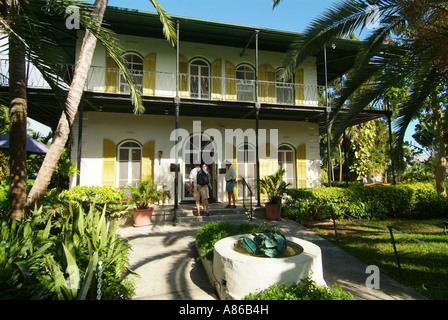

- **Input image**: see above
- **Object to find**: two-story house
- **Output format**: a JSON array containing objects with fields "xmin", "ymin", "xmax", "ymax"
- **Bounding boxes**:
[{"xmin": 9, "ymin": 5, "xmax": 388, "ymax": 205}]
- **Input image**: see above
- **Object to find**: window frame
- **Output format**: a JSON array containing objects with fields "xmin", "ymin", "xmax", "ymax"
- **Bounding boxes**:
[
  {"xmin": 236, "ymin": 64, "xmax": 255, "ymax": 102},
  {"xmin": 119, "ymin": 53, "xmax": 144, "ymax": 94},
  {"xmin": 278, "ymin": 144, "xmax": 296, "ymax": 187},
  {"xmin": 116, "ymin": 140, "xmax": 142, "ymax": 187},
  {"xmin": 189, "ymin": 58, "xmax": 210, "ymax": 99}
]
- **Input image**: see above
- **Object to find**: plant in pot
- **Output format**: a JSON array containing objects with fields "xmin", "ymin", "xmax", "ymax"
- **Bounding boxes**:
[
  {"xmin": 259, "ymin": 168, "xmax": 290, "ymax": 221},
  {"xmin": 126, "ymin": 179, "xmax": 165, "ymax": 227}
]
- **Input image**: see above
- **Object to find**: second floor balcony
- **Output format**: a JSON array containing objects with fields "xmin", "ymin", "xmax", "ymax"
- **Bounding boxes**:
[{"xmin": 0, "ymin": 59, "xmax": 329, "ymax": 108}]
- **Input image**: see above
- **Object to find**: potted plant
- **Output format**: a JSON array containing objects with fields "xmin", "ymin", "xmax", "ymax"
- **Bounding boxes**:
[
  {"xmin": 126, "ymin": 179, "xmax": 165, "ymax": 227},
  {"xmin": 259, "ymin": 168, "xmax": 290, "ymax": 220}
]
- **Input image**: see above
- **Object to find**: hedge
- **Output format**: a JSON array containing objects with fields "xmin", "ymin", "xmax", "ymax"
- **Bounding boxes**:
[{"xmin": 283, "ymin": 182, "xmax": 448, "ymax": 222}]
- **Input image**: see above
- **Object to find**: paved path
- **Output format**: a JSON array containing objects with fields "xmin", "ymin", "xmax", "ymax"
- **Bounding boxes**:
[{"xmin": 118, "ymin": 214, "xmax": 427, "ymax": 300}]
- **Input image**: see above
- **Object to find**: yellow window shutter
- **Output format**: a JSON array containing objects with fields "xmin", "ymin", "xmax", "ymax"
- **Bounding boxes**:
[
  {"xmin": 143, "ymin": 53, "xmax": 156, "ymax": 96},
  {"xmin": 102, "ymin": 139, "xmax": 117, "ymax": 186},
  {"xmin": 211, "ymin": 59, "xmax": 222, "ymax": 100},
  {"xmin": 225, "ymin": 60, "xmax": 236, "ymax": 101},
  {"xmin": 296, "ymin": 144, "xmax": 307, "ymax": 188},
  {"xmin": 259, "ymin": 143, "xmax": 278, "ymax": 179},
  {"xmin": 142, "ymin": 141, "xmax": 155, "ymax": 182},
  {"xmin": 258, "ymin": 64, "xmax": 276, "ymax": 103},
  {"xmin": 178, "ymin": 54, "xmax": 189, "ymax": 98},
  {"xmin": 105, "ymin": 52, "xmax": 118, "ymax": 93},
  {"xmin": 295, "ymin": 68, "xmax": 305, "ymax": 105}
]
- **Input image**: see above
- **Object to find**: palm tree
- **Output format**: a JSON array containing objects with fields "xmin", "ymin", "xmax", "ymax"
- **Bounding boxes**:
[
  {"xmin": 2, "ymin": 0, "xmax": 176, "ymax": 219},
  {"xmin": 273, "ymin": 0, "xmax": 448, "ymax": 194}
]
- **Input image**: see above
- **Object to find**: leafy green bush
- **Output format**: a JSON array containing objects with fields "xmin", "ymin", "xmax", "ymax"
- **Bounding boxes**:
[
  {"xmin": 244, "ymin": 278, "xmax": 353, "ymax": 300},
  {"xmin": 0, "ymin": 204, "xmax": 135, "ymax": 299},
  {"xmin": 284, "ymin": 182, "xmax": 448, "ymax": 222},
  {"xmin": 195, "ymin": 221, "xmax": 276, "ymax": 260},
  {"xmin": 0, "ymin": 177, "xmax": 36, "ymax": 215},
  {"xmin": 57, "ymin": 186, "xmax": 126, "ymax": 218}
]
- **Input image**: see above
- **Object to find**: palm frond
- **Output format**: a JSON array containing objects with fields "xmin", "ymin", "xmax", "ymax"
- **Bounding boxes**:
[
  {"xmin": 392, "ymin": 67, "xmax": 444, "ymax": 168},
  {"xmin": 149, "ymin": 0, "xmax": 177, "ymax": 47},
  {"xmin": 278, "ymin": 0, "xmax": 400, "ymax": 81}
]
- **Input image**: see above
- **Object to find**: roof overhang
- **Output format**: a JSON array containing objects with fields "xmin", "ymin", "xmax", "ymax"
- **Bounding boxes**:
[{"xmin": 8, "ymin": 88, "xmax": 387, "ymax": 135}]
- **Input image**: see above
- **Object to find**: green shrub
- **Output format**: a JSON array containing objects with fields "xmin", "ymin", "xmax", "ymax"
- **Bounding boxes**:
[
  {"xmin": 195, "ymin": 221, "xmax": 276, "ymax": 260},
  {"xmin": 57, "ymin": 186, "xmax": 126, "ymax": 217},
  {"xmin": 284, "ymin": 182, "xmax": 448, "ymax": 222},
  {"xmin": 0, "ymin": 204, "xmax": 135, "ymax": 299},
  {"xmin": 244, "ymin": 278, "xmax": 353, "ymax": 300}
]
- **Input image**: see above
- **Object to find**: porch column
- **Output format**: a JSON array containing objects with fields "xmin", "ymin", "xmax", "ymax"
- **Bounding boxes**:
[
  {"xmin": 174, "ymin": 19, "xmax": 180, "ymax": 214},
  {"xmin": 255, "ymin": 29, "xmax": 261, "ymax": 206}
]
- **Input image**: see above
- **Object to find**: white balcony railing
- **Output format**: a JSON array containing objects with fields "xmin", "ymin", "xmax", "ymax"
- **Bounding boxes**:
[{"xmin": 0, "ymin": 59, "xmax": 328, "ymax": 107}]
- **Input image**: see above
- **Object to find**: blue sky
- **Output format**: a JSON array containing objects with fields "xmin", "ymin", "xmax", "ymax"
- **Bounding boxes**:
[
  {"xmin": 108, "ymin": 0, "xmax": 340, "ymax": 33},
  {"xmin": 31, "ymin": 0, "xmax": 418, "ymax": 145}
]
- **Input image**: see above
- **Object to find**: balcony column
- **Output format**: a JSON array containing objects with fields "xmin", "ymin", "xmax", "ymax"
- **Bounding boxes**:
[
  {"xmin": 324, "ymin": 46, "xmax": 332, "ymax": 186},
  {"xmin": 255, "ymin": 29, "xmax": 261, "ymax": 206},
  {"xmin": 174, "ymin": 19, "xmax": 180, "ymax": 215}
]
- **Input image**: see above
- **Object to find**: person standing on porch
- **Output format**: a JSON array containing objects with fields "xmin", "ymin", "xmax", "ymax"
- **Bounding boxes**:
[
  {"xmin": 224, "ymin": 159, "xmax": 236, "ymax": 208},
  {"xmin": 189, "ymin": 160, "xmax": 210, "ymax": 216}
]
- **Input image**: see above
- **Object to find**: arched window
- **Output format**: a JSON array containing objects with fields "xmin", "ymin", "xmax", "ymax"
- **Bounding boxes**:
[
  {"xmin": 236, "ymin": 65, "xmax": 255, "ymax": 101},
  {"xmin": 190, "ymin": 59, "xmax": 210, "ymax": 99},
  {"xmin": 120, "ymin": 53, "xmax": 143, "ymax": 93},
  {"xmin": 237, "ymin": 144, "xmax": 256, "ymax": 198},
  {"xmin": 117, "ymin": 141, "xmax": 142, "ymax": 187},
  {"xmin": 278, "ymin": 145, "xmax": 295, "ymax": 187},
  {"xmin": 276, "ymin": 69, "xmax": 294, "ymax": 104}
]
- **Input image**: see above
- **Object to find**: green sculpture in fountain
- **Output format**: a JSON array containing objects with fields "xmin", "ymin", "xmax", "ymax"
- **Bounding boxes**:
[{"xmin": 241, "ymin": 232, "xmax": 287, "ymax": 258}]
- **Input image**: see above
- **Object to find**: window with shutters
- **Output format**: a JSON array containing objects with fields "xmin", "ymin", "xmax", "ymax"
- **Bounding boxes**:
[
  {"xmin": 190, "ymin": 59, "xmax": 210, "ymax": 99},
  {"xmin": 276, "ymin": 70, "xmax": 294, "ymax": 105},
  {"xmin": 278, "ymin": 145, "xmax": 295, "ymax": 187},
  {"xmin": 236, "ymin": 65, "xmax": 255, "ymax": 101},
  {"xmin": 117, "ymin": 141, "xmax": 142, "ymax": 187},
  {"xmin": 119, "ymin": 53, "xmax": 144, "ymax": 94}
]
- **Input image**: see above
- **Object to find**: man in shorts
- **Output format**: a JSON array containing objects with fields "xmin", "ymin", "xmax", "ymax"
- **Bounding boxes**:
[
  {"xmin": 224, "ymin": 159, "xmax": 236, "ymax": 208},
  {"xmin": 189, "ymin": 160, "xmax": 210, "ymax": 216}
]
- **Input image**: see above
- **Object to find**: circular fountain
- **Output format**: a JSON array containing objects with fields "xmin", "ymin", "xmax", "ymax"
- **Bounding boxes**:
[{"xmin": 213, "ymin": 234, "xmax": 326, "ymax": 300}]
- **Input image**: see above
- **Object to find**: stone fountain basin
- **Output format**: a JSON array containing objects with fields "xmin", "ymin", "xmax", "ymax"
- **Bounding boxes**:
[{"xmin": 213, "ymin": 235, "xmax": 326, "ymax": 300}]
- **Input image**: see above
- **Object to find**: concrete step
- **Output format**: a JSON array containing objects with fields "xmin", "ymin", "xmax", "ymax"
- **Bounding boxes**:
[
  {"xmin": 175, "ymin": 206, "xmax": 246, "ymax": 216},
  {"xmin": 174, "ymin": 207, "xmax": 250, "ymax": 223}
]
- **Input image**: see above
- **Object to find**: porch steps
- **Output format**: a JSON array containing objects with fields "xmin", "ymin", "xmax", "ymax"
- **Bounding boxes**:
[{"xmin": 174, "ymin": 206, "xmax": 248, "ymax": 224}]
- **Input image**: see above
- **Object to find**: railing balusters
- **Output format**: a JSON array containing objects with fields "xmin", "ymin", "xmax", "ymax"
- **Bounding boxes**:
[{"xmin": 0, "ymin": 59, "xmax": 332, "ymax": 108}]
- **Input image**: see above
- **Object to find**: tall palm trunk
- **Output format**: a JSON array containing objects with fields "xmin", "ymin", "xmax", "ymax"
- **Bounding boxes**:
[
  {"xmin": 8, "ymin": 34, "xmax": 27, "ymax": 220},
  {"xmin": 26, "ymin": 0, "xmax": 108, "ymax": 207}
]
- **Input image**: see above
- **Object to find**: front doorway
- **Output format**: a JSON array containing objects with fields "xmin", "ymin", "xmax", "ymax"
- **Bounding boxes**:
[{"xmin": 182, "ymin": 134, "xmax": 217, "ymax": 202}]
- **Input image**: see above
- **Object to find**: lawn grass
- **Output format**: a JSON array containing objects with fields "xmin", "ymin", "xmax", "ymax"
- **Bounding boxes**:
[{"xmin": 305, "ymin": 218, "xmax": 448, "ymax": 300}]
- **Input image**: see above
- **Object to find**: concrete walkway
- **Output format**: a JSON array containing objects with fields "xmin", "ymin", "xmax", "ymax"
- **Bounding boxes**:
[{"xmin": 118, "ymin": 204, "xmax": 427, "ymax": 300}]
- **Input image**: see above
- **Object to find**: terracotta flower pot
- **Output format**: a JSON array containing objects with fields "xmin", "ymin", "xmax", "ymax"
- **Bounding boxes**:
[
  {"xmin": 133, "ymin": 207, "xmax": 154, "ymax": 227},
  {"xmin": 264, "ymin": 202, "xmax": 281, "ymax": 221}
]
